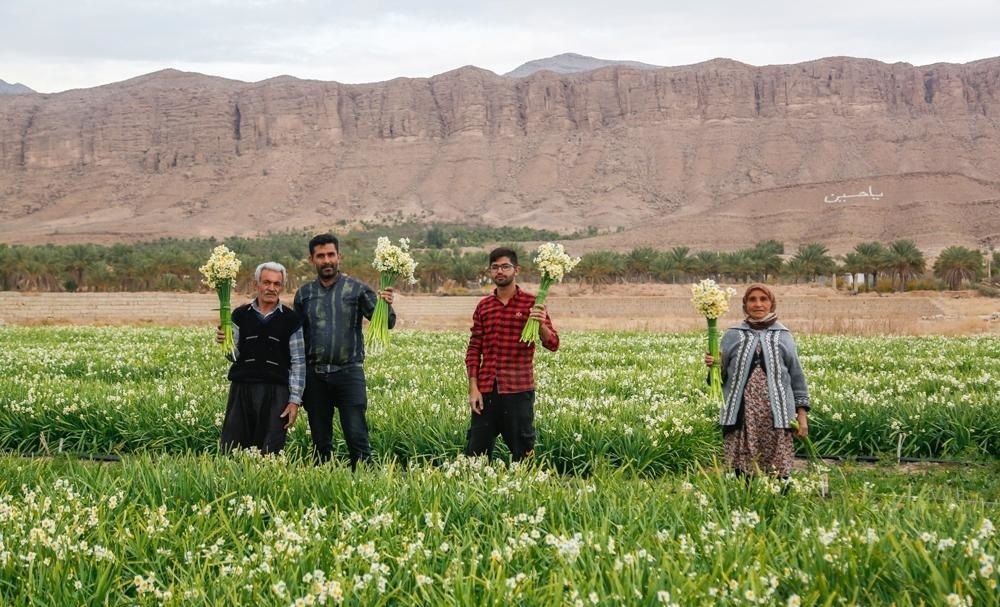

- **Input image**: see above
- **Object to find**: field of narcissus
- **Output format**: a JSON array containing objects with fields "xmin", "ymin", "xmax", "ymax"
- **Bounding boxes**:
[
  {"xmin": 1, "ymin": 327, "xmax": 998, "ymax": 464},
  {"xmin": 0, "ymin": 326, "xmax": 998, "ymax": 605},
  {"xmin": 1, "ymin": 455, "xmax": 997, "ymax": 606}
]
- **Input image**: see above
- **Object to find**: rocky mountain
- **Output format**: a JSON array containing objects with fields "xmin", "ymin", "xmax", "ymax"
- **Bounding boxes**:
[
  {"xmin": 504, "ymin": 52, "xmax": 662, "ymax": 78},
  {"xmin": 1, "ymin": 56, "xmax": 999, "ymax": 255},
  {"xmin": 0, "ymin": 79, "xmax": 34, "ymax": 95}
]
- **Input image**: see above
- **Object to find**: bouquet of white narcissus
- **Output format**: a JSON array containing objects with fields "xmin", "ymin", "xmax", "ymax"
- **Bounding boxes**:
[
  {"xmin": 690, "ymin": 279, "xmax": 736, "ymax": 402},
  {"xmin": 199, "ymin": 245, "xmax": 242, "ymax": 358},
  {"xmin": 520, "ymin": 242, "xmax": 580, "ymax": 343},
  {"xmin": 365, "ymin": 237, "xmax": 417, "ymax": 354}
]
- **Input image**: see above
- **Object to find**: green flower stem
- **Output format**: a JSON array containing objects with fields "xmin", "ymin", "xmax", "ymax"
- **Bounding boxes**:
[
  {"xmin": 790, "ymin": 419, "xmax": 822, "ymax": 462},
  {"xmin": 706, "ymin": 317, "xmax": 723, "ymax": 402},
  {"xmin": 365, "ymin": 271, "xmax": 397, "ymax": 355},
  {"xmin": 217, "ymin": 282, "xmax": 235, "ymax": 359},
  {"xmin": 520, "ymin": 276, "xmax": 553, "ymax": 343}
]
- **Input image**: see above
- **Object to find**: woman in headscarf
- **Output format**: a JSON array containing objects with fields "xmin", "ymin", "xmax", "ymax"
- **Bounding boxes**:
[{"xmin": 704, "ymin": 284, "xmax": 810, "ymax": 477}]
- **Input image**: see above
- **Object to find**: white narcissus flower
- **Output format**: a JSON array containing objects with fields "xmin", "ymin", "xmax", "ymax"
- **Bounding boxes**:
[
  {"xmin": 534, "ymin": 242, "xmax": 580, "ymax": 282},
  {"xmin": 520, "ymin": 242, "xmax": 579, "ymax": 342},
  {"xmin": 945, "ymin": 593, "xmax": 971, "ymax": 607},
  {"xmin": 371, "ymin": 237, "xmax": 418, "ymax": 284},
  {"xmin": 367, "ymin": 236, "xmax": 418, "ymax": 352},
  {"xmin": 198, "ymin": 244, "xmax": 241, "ymax": 289},
  {"xmin": 690, "ymin": 279, "xmax": 737, "ymax": 319}
]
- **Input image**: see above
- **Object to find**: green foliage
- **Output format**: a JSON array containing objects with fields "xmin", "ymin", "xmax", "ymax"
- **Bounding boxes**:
[
  {"xmin": 933, "ymin": 246, "xmax": 985, "ymax": 290},
  {"xmin": 1, "ymin": 328, "xmax": 999, "ymax": 604},
  {"xmin": 0, "ymin": 232, "xmax": 990, "ymax": 294},
  {"xmin": 842, "ymin": 241, "xmax": 891, "ymax": 290},
  {"xmin": 0, "ymin": 224, "xmax": 583, "ymax": 294},
  {"xmin": 887, "ymin": 239, "xmax": 927, "ymax": 292},
  {"xmin": 1, "ymin": 328, "xmax": 998, "ymax": 465},
  {"xmin": 0, "ymin": 454, "xmax": 997, "ymax": 606},
  {"xmin": 624, "ymin": 247, "xmax": 658, "ymax": 281},
  {"xmin": 787, "ymin": 243, "xmax": 836, "ymax": 282},
  {"xmin": 575, "ymin": 251, "xmax": 626, "ymax": 287}
]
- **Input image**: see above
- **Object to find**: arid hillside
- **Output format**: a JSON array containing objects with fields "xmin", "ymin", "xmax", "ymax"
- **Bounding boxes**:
[{"xmin": 1, "ymin": 56, "xmax": 999, "ymax": 254}]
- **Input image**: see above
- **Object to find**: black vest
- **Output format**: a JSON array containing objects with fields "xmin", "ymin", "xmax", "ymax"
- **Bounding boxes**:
[{"xmin": 228, "ymin": 304, "xmax": 302, "ymax": 385}]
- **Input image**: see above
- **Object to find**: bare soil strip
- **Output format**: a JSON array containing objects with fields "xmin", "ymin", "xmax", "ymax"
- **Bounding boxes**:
[{"xmin": 2, "ymin": 285, "xmax": 997, "ymax": 334}]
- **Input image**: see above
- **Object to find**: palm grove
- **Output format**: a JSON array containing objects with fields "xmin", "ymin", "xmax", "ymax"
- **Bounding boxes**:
[{"xmin": 0, "ymin": 226, "xmax": 995, "ymax": 294}]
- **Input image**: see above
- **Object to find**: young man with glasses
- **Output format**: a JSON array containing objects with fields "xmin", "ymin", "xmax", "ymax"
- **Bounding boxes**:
[{"xmin": 464, "ymin": 247, "xmax": 559, "ymax": 461}]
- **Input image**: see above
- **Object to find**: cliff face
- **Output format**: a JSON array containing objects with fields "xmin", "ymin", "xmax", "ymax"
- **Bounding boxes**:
[{"xmin": 1, "ymin": 57, "xmax": 999, "ymax": 252}]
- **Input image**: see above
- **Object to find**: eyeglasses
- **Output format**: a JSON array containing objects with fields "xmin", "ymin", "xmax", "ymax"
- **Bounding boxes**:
[{"xmin": 489, "ymin": 263, "xmax": 516, "ymax": 272}]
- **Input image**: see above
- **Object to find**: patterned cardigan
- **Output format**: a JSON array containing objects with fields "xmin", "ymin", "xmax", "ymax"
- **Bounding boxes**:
[{"xmin": 718, "ymin": 321, "xmax": 810, "ymax": 429}]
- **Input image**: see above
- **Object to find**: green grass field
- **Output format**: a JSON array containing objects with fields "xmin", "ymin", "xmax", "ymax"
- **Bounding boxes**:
[
  {"xmin": 1, "ymin": 454, "xmax": 997, "ymax": 606},
  {"xmin": 1, "ymin": 327, "xmax": 998, "ymax": 605},
  {"xmin": 1, "ymin": 328, "xmax": 997, "ymax": 464}
]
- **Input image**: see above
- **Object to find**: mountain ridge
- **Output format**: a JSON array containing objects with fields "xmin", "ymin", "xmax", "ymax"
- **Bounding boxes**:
[
  {"xmin": 504, "ymin": 52, "xmax": 663, "ymax": 78},
  {"xmin": 0, "ymin": 79, "xmax": 34, "ymax": 95},
  {"xmin": 1, "ymin": 55, "xmax": 999, "ymax": 255}
]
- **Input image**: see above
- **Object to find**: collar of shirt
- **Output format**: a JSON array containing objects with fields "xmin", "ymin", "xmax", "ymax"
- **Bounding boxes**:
[
  {"xmin": 250, "ymin": 299, "xmax": 285, "ymax": 319},
  {"xmin": 491, "ymin": 284, "xmax": 528, "ymax": 303}
]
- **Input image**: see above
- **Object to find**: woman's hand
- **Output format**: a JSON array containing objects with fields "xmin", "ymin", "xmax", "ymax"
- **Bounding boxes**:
[
  {"xmin": 794, "ymin": 409, "xmax": 809, "ymax": 439},
  {"xmin": 703, "ymin": 354, "xmax": 715, "ymax": 367}
]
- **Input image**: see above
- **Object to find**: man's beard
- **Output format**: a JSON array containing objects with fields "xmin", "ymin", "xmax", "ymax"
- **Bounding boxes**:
[{"xmin": 317, "ymin": 264, "xmax": 339, "ymax": 278}]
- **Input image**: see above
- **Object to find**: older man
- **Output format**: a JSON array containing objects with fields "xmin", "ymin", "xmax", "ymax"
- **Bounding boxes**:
[{"xmin": 218, "ymin": 261, "xmax": 305, "ymax": 454}]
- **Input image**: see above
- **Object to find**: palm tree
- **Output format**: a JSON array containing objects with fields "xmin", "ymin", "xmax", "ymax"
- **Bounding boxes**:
[
  {"xmin": 750, "ymin": 240, "xmax": 784, "ymax": 282},
  {"xmin": 451, "ymin": 253, "xmax": 485, "ymax": 286},
  {"xmin": 0, "ymin": 244, "xmax": 8, "ymax": 289},
  {"xmin": 720, "ymin": 250, "xmax": 759, "ymax": 282},
  {"xmin": 887, "ymin": 240, "xmax": 926, "ymax": 292},
  {"xmin": 841, "ymin": 251, "xmax": 865, "ymax": 290},
  {"xmin": 85, "ymin": 260, "xmax": 116, "ymax": 292},
  {"xmin": 415, "ymin": 249, "xmax": 454, "ymax": 292},
  {"xmin": 850, "ymin": 241, "xmax": 890, "ymax": 289},
  {"xmin": 650, "ymin": 254, "xmax": 675, "ymax": 283},
  {"xmin": 782, "ymin": 257, "xmax": 809, "ymax": 283},
  {"xmin": 625, "ymin": 247, "xmax": 658, "ymax": 282},
  {"xmin": 933, "ymin": 246, "xmax": 984, "ymax": 290},
  {"xmin": 789, "ymin": 243, "xmax": 836, "ymax": 283},
  {"xmin": 576, "ymin": 251, "xmax": 625, "ymax": 289},
  {"xmin": 663, "ymin": 246, "xmax": 692, "ymax": 283},
  {"xmin": 424, "ymin": 225, "xmax": 447, "ymax": 249},
  {"xmin": 718, "ymin": 252, "xmax": 742, "ymax": 282},
  {"xmin": 689, "ymin": 250, "xmax": 721, "ymax": 280},
  {"xmin": 285, "ymin": 258, "xmax": 314, "ymax": 292}
]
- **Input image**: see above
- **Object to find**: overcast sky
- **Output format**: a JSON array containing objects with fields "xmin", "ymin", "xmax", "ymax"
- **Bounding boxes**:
[{"xmin": 2, "ymin": 0, "xmax": 998, "ymax": 93}]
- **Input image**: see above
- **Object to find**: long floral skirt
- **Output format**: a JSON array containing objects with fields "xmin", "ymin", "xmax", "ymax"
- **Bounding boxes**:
[{"xmin": 724, "ymin": 366, "xmax": 794, "ymax": 476}]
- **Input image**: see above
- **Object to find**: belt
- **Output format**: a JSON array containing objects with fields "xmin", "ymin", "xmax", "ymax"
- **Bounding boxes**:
[{"xmin": 311, "ymin": 362, "xmax": 363, "ymax": 374}]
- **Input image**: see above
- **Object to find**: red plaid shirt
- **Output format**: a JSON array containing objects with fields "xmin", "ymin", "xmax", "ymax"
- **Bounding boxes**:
[{"xmin": 466, "ymin": 286, "xmax": 559, "ymax": 394}]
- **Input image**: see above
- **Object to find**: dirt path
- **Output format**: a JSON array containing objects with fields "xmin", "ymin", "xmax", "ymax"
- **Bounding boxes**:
[{"xmin": 1, "ymin": 285, "xmax": 997, "ymax": 335}]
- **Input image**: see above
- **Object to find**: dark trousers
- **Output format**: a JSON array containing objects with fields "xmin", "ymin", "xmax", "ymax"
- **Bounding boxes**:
[
  {"xmin": 220, "ymin": 382, "xmax": 289, "ymax": 455},
  {"xmin": 303, "ymin": 367, "xmax": 371, "ymax": 468},
  {"xmin": 465, "ymin": 389, "xmax": 536, "ymax": 461}
]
